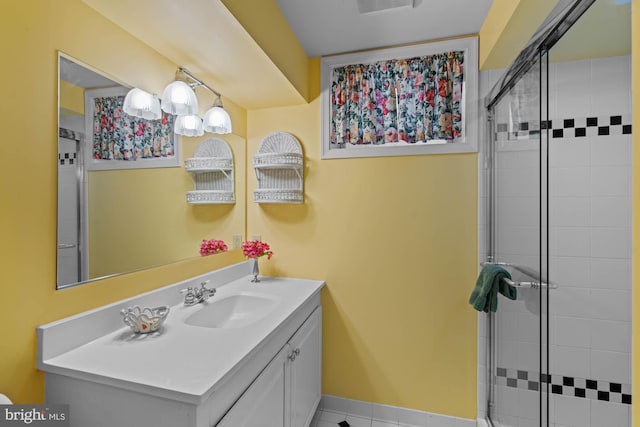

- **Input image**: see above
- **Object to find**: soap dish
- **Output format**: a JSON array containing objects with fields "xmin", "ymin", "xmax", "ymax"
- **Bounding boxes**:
[{"xmin": 120, "ymin": 305, "xmax": 169, "ymax": 334}]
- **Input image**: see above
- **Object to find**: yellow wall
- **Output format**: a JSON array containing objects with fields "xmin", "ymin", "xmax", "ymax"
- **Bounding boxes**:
[
  {"xmin": 220, "ymin": 0, "xmax": 310, "ymax": 102},
  {"xmin": 479, "ymin": 0, "xmax": 557, "ymax": 69},
  {"xmin": 0, "ymin": 0, "xmax": 244, "ymax": 403},
  {"xmin": 59, "ymin": 80, "xmax": 84, "ymax": 116},
  {"xmin": 632, "ymin": 1, "xmax": 639, "ymax": 425},
  {"xmin": 247, "ymin": 86, "xmax": 478, "ymax": 417},
  {"xmin": 87, "ymin": 133, "xmax": 246, "ymax": 279}
]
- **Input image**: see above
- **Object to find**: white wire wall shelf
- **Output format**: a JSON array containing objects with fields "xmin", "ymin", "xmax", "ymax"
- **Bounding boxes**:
[
  {"xmin": 185, "ymin": 138, "xmax": 235, "ymax": 204},
  {"xmin": 253, "ymin": 132, "xmax": 304, "ymax": 204}
]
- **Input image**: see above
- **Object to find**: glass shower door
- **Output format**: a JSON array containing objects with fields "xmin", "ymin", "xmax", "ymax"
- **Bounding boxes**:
[{"xmin": 486, "ymin": 51, "xmax": 549, "ymax": 427}]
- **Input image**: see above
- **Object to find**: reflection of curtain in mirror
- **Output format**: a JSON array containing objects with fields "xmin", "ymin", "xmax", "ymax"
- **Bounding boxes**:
[
  {"xmin": 92, "ymin": 96, "xmax": 175, "ymax": 161},
  {"xmin": 330, "ymin": 51, "xmax": 464, "ymax": 145}
]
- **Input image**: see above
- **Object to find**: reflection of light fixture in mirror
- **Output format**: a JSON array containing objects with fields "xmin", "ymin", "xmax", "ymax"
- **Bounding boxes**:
[
  {"xmin": 164, "ymin": 67, "xmax": 232, "ymax": 134},
  {"xmin": 175, "ymin": 114, "xmax": 204, "ymax": 136},
  {"xmin": 123, "ymin": 88, "xmax": 161, "ymax": 120},
  {"xmin": 203, "ymin": 96, "xmax": 232, "ymax": 134},
  {"xmin": 161, "ymin": 80, "xmax": 199, "ymax": 115}
]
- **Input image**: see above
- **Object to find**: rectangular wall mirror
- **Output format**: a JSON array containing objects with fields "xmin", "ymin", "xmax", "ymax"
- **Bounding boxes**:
[{"xmin": 57, "ymin": 53, "xmax": 246, "ymax": 289}]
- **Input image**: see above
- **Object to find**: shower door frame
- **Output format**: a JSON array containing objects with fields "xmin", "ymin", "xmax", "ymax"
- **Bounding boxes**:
[
  {"xmin": 482, "ymin": 1, "xmax": 597, "ymax": 426},
  {"xmin": 485, "ymin": 51, "xmax": 549, "ymax": 426},
  {"xmin": 57, "ymin": 130, "xmax": 85, "ymax": 287}
]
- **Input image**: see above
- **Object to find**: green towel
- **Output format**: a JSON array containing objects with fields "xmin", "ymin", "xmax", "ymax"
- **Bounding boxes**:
[{"xmin": 469, "ymin": 264, "xmax": 517, "ymax": 312}]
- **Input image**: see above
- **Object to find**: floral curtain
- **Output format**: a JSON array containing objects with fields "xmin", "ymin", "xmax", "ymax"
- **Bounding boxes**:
[
  {"xmin": 330, "ymin": 51, "xmax": 464, "ymax": 145},
  {"xmin": 92, "ymin": 96, "xmax": 175, "ymax": 161}
]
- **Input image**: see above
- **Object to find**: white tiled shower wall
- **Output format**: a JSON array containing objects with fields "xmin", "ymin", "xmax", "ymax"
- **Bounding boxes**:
[{"xmin": 477, "ymin": 55, "xmax": 632, "ymax": 427}]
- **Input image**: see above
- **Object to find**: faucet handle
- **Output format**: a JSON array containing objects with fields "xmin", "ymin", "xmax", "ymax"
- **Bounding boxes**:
[
  {"xmin": 201, "ymin": 281, "xmax": 215, "ymax": 292},
  {"xmin": 180, "ymin": 287, "xmax": 197, "ymax": 305}
]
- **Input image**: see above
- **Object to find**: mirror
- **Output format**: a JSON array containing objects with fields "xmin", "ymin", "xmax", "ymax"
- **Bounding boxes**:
[{"xmin": 57, "ymin": 53, "xmax": 246, "ymax": 289}]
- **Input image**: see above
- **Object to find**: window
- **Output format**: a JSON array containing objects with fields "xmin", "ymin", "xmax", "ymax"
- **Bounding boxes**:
[{"xmin": 321, "ymin": 37, "xmax": 478, "ymax": 159}]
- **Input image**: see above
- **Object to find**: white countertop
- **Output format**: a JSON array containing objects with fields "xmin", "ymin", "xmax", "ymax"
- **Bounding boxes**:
[{"xmin": 38, "ymin": 273, "xmax": 324, "ymax": 404}]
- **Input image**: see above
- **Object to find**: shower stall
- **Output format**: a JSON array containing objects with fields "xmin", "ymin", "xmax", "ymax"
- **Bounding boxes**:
[{"xmin": 479, "ymin": 0, "xmax": 632, "ymax": 426}]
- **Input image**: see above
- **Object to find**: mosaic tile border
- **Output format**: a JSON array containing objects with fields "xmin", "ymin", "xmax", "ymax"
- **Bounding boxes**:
[
  {"xmin": 59, "ymin": 128, "xmax": 83, "ymax": 141},
  {"xmin": 58, "ymin": 152, "xmax": 77, "ymax": 166},
  {"xmin": 496, "ymin": 367, "xmax": 632, "ymax": 405},
  {"xmin": 496, "ymin": 114, "xmax": 632, "ymax": 140}
]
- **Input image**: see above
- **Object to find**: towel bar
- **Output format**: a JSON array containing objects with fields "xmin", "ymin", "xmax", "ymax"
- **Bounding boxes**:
[
  {"xmin": 480, "ymin": 262, "xmax": 559, "ymax": 289},
  {"xmin": 500, "ymin": 277, "xmax": 557, "ymax": 289}
]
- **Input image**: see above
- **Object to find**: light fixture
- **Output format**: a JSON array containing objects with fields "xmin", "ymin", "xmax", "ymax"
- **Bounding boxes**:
[
  {"xmin": 123, "ymin": 88, "xmax": 161, "ymax": 120},
  {"xmin": 161, "ymin": 80, "xmax": 199, "ymax": 115},
  {"xmin": 202, "ymin": 95, "xmax": 232, "ymax": 134},
  {"xmin": 174, "ymin": 114, "xmax": 204, "ymax": 137},
  {"xmin": 163, "ymin": 67, "xmax": 232, "ymax": 135}
]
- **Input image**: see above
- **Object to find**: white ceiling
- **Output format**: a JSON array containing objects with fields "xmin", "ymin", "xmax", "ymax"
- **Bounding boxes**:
[
  {"xmin": 59, "ymin": 56, "xmax": 121, "ymax": 89},
  {"xmin": 275, "ymin": 0, "xmax": 494, "ymax": 57}
]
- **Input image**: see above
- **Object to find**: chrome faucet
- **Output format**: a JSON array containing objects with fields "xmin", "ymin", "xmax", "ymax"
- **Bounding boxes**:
[{"xmin": 180, "ymin": 280, "xmax": 216, "ymax": 306}]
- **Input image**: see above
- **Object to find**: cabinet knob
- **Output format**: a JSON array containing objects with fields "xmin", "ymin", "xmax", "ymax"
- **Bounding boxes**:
[{"xmin": 288, "ymin": 348, "xmax": 301, "ymax": 361}]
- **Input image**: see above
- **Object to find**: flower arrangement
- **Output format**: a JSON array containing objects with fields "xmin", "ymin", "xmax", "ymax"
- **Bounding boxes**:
[
  {"xmin": 199, "ymin": 239, "xmax": 228, "ymax": 256},
  {"xmin": 241, "ymin": 240, "xmax": 273, "ymax": 259}
]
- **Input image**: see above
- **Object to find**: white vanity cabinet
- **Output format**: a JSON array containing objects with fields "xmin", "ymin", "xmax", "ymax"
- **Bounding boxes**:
[
  {"xmin": 37, "ymin": 269, "xmax": 324, "ymax": 427},
  {"xmin": 217, "ymin": 346, "xmax": 289, "ymax": 426},
  {"xmin": 217, "ymin": 307, "xmax": 321, "ymax": 427},
  {"xmin": 289, "ymin": 306, "xmax": 322, "ymax": 427}
]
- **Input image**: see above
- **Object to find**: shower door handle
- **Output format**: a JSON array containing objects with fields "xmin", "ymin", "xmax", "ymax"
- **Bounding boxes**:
[{"xmin": 500, "ymin": 277, "xmax": 557, "ymax": 289}]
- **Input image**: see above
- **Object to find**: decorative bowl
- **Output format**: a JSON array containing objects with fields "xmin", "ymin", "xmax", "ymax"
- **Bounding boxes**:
[{"xmin": 120, "ymin": 305, "xmax": 170, "ymax": 334}]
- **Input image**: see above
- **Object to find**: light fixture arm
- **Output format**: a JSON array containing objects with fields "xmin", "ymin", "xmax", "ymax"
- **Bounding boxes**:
[{"xmin": 178, "ymin": 67, "xmax": 222, "ymax": 99}]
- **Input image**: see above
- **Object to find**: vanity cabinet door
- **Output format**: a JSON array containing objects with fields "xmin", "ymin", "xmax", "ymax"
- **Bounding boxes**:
[
  {"xmin": 216, "ymin": 346, "xmax": 290, "ymax": 427},
  {"xmin": 288, "ymin": 307, "xmax": 321, "ymax": 427}
]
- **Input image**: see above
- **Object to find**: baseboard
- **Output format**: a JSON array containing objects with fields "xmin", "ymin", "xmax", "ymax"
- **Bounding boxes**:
[{"xmin": 319, "ymin": 394, "xmax": 476, "ymax": 426}]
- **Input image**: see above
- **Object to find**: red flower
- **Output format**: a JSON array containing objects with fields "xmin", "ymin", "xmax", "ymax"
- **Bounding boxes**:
[
  {"xmin": 199, "ymin": 239, "xmax": 228, "ymax": 256},
  {"xmin": 241, "ymin": 240, "xmax": 273, "ymax": 259},
  {"xmin": 426, "ymin": 89, "xmax": 435, "ymax": 106}
]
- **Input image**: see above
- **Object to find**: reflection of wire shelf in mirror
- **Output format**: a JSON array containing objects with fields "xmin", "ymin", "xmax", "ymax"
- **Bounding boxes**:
[
  {"xmin": 185, "ymin": 138, "xmax": 235, "ymax": 204},
  {"xmin": 253, "ymin": 132, "xmax": 304, "ymax": 204}
]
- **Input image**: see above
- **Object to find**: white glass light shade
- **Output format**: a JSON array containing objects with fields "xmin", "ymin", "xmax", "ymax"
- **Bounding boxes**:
[
  {"xmin": 123, "ymin": 88, "xmax": 162, "ymax": 120},
  {"xmin": 161, "ymin": 81, "xmax": 199, "ymax": 115},
  {"xmin": 202, "ymin": 106, "xmax": 232, "ymax": 134},
  {"xmin": 174, "ymin": 115, "xmax": 204, "ymax": 137}
]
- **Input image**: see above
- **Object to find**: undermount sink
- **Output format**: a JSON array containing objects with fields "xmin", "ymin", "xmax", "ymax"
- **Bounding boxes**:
[{"xmin": 184, "ymin": 293, "xmax": 279, "ymax": 329}]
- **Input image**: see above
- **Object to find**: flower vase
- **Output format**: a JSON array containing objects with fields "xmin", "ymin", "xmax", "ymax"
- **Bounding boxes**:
[{"xmin": 250, "ymin": 258, "xmax": 260, "ymax": 282}]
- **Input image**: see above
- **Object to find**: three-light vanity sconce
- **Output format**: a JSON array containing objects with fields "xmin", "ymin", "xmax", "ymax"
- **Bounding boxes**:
[{"xmin": 122, "ymin": 67, "xmax": 232, "ymax": 136}]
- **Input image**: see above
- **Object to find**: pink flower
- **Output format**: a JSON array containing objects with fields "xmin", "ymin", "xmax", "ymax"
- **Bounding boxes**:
[
  {"xmin": 452, "ymin": 85, "xmax": 461, "ymax": 103},
  {"xmin": 384, "ymin": 127, "xmax": 397, "ymax": 143},
  {"xmin": 241, "ymin": 240, "xmax": 273, "ymax": 260},
  {"xmin": 200, "ymin": 239, "xmax": 228, "ymax": 256}
]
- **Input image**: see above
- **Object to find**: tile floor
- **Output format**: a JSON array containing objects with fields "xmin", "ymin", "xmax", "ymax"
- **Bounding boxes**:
[{"xmin": 311, "ymin": 409, "xmax": 420, "ymax": 427}]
